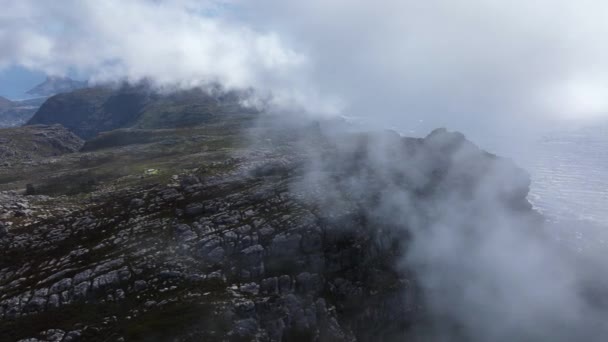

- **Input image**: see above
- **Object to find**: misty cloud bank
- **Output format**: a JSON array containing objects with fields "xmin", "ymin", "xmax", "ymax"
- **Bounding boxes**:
[
  {"xmin": 0, "ymin": 0, "xmax": 341, "ymax": 114},
  {"xmin": 3, "ymin": 0, "xmax": 608, "ymax": 129},
  {"xmin": 285, "ymin": 124, "xmax": 608, "ymax": 341}
]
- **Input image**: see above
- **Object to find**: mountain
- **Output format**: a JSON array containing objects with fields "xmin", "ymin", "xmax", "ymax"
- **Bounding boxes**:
[
  {"xmin": 27, "ymin": 85, "xmax": 256, "ymax": 139},
  {"xmin": 26, "ymin": 76, "xmax": 87, "ymax": 97},
  {"xmin": 0, "ymin": 96, "xmax": 12, "ymax": 110},
  {"xmin": 0, "ymin": 113, "xmax": 544, "ymax": 341},
  {"xmin": 0, "ymin": 76, "xmax": 86, "ymax": 127},
  {"xmin": 0, "ymin": 97, "xmax": 47, "ymax": 128}
]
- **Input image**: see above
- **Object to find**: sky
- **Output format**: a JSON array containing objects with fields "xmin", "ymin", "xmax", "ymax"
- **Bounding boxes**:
[
  {"xmin": 1, "ymin": 0, "xmax": 608, "ymax": 137},
  {"xmin": 0, "ymin": 65, "xmax": 45, "ymax": 99}
]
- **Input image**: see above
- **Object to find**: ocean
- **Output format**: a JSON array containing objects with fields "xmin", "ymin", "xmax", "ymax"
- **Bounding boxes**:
[{"xmin": 484, "ymin": 123, "xmax": 608, "ymax": 253}]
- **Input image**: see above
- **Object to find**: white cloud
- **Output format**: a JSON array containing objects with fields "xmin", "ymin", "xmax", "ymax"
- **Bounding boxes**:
[
  {"xmin": 2, "ymin": 0, "xmax": 608, "ymax": 127},
  {"xmin": 0, "ymin": 0, "xmax": 342, "ymax": 113},
  {"xmin": 234, "ymin": 0, "xmax": 608, "ymax": 130}
]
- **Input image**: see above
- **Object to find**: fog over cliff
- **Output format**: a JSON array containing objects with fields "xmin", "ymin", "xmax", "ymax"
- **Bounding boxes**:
[
  {"xmin": 258, "ymin": 116, "xmax": 608, "ymax": 341},
  {"xmin": 2, "ymin": 0, "xmax": 608, "ymax": 340}
]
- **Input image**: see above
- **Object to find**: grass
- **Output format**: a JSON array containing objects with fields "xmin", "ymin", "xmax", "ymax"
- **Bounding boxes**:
[{"xmin": 0, "ymin": 119, "xmax": 248, "ymax": 196}]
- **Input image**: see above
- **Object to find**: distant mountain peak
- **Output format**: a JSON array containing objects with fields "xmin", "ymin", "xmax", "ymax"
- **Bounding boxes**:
[
  {"xmin": 0, "ymin": 95, "xmax": 13, "ymax": 110},
  {"xmin": 26, "ymin": 76, "xmax": 87, "ymax": 97}
]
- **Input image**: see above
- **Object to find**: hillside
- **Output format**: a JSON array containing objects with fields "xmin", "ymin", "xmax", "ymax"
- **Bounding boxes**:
[
  {"xmin": 0, "ymin": 113, "xmax": 543, "ymax": 341},
  {"xmin": 27, "ymin": 85, "xmax": 256, "ymax": 139},
  {"xmin": 0, "ymin": 124, "xmax": 84, "ymax": 165}
]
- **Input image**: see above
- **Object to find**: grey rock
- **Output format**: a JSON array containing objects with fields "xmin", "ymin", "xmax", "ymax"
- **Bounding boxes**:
[
  {"xmin": 301, "ymin": 231, "xmax": 322, "ymax": 253},
  {"xmin": 180, "ymin": 175, "xmax": 200, "ymax": 187},
  {"xmin": 259, "ymin": 226, "xmax": 275, "ymax": 238},
  {"xmin": 279, "ymin": 275, "xmax": 293, "ymax": 294},
  {"xmin": 240, "ymin": 282, "xmax": 260, "ymax": 296},
  {"xmin": 60, "ymin": 290, "xmax": 71, "ymax": 305},
  {"xmin": 159, "ymin": 188, "xmax": 180, "ymax": 201},
  {"xmin": 115, "ymin": 289, "xmax": 125, "ymax": 300},
  {"xmin": 231, "ymin": 318, "xmax": 258, "ymax": 338},
  {"xmin": 133, "ymin": 280, "xmax": 148, "ymax": 291},
  {"xmin": 73, "ymin": 269, "xmax": 92, "ymax": 284},
  {"xmin": 296, "ymin": 272, "xmax": 320, "ymax": 294},
  {"xmin": 261, "ymin": 277, "xmax": 278, "ymax": 295},
  {"xmin": 117, "ymin": 267, "xmax": 131, "ymax": 281},
  {"xmin": 184, "ymin": 203, "xmax": 204, "ymax": 216},
  {"xmin": 144, "ymin": 300, "xmax": 157, "ymax": 308},
  {"xmin": 41, "ymin": 329, "xmax": 65, "ymax": 342},
  {"xmin": 265, "ymin": 318, "xmax": 286, "ymax": 342},
  {"xmin": 270, "ymin": 233, "xmax": 301, "ymax": 257},
  {"xmin": 92, "ymin": 271, "xmax": 120, "ymax": 291},
  {"xmin": 24, "ymin": 296, "xmax": 46, "ymax": 312},
  {"xmin": 159, "ymin": 270, "xmax": 182, "ymax": 279},
  {"xmin": 92, "ymin": 258, "xmax": 124, "ymax": 276},
  {"xmin": 241, "ymin": 244, "xmax": 264, "ymax": 265},
  {"xmin": 174, "ymin": 224, "xmax": 197, "ymax": 242},
  {"xmin": 130, "ymin": 198, "xmax": 145, "ymax": 208},
  {"xmin": 73, "ymin": 281, "xmax": 90, "ymax": 299},
  {"xmin": 49, "ymin": 278, "xmax": 73, "ymax": 294},
  {"xmin": 197, "ymin": 237, "xmax": 220, "ymax": 258},
  {"xmin": 235, "ymin": 300, "xmax": 256, "ymax": 318},
  {"xmin": 174, "ymin": 224, "xmax": 191, "ymax": 234},
  {"xmin": 206, "ymin": 246, "xmax": 225, "ymax": 264},
  {"xmin": 63, "ymin": 330, "xmax": 82, "ymax": 342},
  {"xmin": 48, "ymin": 294, "xmax": 60, "ymax": 308}
]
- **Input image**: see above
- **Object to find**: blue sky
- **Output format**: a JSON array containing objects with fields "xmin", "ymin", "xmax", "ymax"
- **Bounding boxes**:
[{"xmin": 0, "ymin": 66, "xmax": 46, "ymax": 99}]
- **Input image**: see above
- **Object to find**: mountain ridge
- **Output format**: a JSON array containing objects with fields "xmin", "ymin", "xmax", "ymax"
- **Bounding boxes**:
[
  {"xmin": 26, "ymin": 76, "xmax": 87, "ymax": 97},
  {"xmin": 27, "ymin": 85, "xmax": 256, "ymax": 139},
  {"xmin": 0, "ymin": 96, "xmax": 12, "ymax": 110}
]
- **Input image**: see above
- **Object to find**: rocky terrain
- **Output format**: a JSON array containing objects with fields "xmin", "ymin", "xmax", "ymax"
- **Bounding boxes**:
[
  {"xmin": 0, "ymin": 98, "xmax": 540, "ymax": 342},
  {"xmin": 0, "ymin": 125, "xmax": 83, "ymax": 166}
]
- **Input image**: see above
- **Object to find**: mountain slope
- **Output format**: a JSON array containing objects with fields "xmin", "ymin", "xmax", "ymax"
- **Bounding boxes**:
[
  {"xmin": 0, "ymin": 124, "xmax": 84, "ymax": 164},
  {"xmin": 0, "ymin": 119, "xmax": 543, "ymax": 341},
  {"xmin": 27, "ymin": 85, "xmax": 255, "ymax": 139}
]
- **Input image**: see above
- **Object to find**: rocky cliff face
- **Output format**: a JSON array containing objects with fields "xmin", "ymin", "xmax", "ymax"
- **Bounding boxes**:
[{"xmin": 0, "ymin": 118, "xmax": 537, "ymax": 341}]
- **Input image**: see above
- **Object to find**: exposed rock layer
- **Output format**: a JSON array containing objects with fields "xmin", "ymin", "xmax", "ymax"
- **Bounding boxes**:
[{"xmin": 0, "ymin": 121, "xmax": 537, "ymax": 341}]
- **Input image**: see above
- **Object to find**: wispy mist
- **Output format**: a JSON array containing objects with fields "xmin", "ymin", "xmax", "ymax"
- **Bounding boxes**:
[
  {"xmin": 284, "ymin": 123, "xmax": 608, "ymax": 341},
  {"xmin": 237, "ymin": 0, "xmax": 608, "ymax": 130}
]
